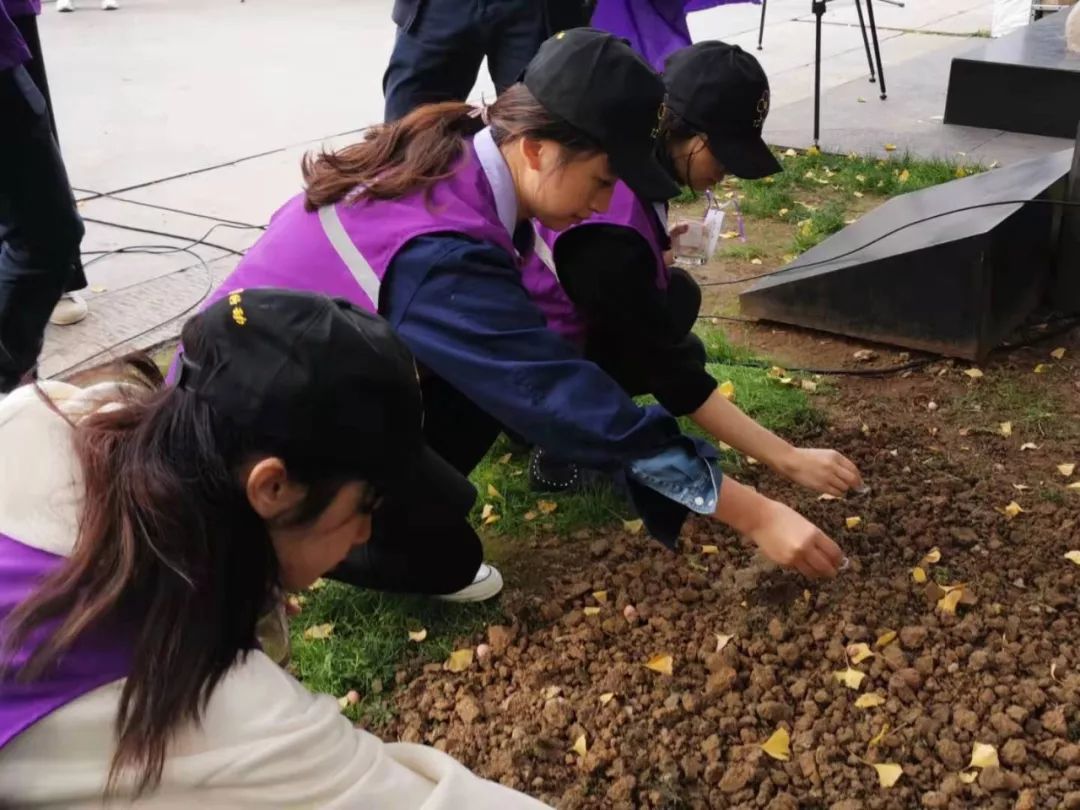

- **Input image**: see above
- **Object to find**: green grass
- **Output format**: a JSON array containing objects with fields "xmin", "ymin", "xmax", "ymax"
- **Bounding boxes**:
[
  {"xmin": 718, "ymin": 243, "xmax": 766, "ymax": 262},
  {"xmin": 957, "ymin": 377, "xmax": 1065, "ymax": 437}
]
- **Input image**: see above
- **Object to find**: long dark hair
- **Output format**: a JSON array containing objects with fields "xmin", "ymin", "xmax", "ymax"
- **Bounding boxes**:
[
  {"xmin": 2, "ymin": 318, "xmax": 362, "ymax": 795},
  {"xmin": 302, "ymin": 84, "xmax": 604, "ymax": 209}
]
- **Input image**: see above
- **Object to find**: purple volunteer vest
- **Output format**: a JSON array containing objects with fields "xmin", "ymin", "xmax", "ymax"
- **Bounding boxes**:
[
  {"xmin": 525, "ymin": 182, "xmax": 669, "ymax": 345},
  {"xmin": 0, "ymin": 532, "xmax": 130, "ymax": 750},
  {"xmin": 201, "ymin": 128, "xmax": 521, "ymax": 321}
]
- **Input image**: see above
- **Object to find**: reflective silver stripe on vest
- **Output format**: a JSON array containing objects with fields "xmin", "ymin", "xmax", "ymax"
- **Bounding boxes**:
[
  {"xmin": 318, "ymin": 203, "xmax": 381, "ymax": 304},
  {"xmin": 532, "ymin": 228, "xmax": 557, "ymax": 276}
]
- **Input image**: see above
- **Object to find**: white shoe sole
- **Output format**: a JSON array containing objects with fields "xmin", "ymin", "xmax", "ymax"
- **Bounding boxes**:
[
  {"xmin": 50, "ymin": 297, "xmax": 89, "ymax": 326},
  {"xmin": 435, "ymin": 564, "xmax": 504, "ymax": 603}
]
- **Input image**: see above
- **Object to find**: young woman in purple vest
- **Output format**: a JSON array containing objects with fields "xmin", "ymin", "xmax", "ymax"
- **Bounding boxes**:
[
  {"xmin": 0, "ymin": 289, "xmax": 550, "ymax": 807},
  {"xmin": 524, "ymin": 41, "xmax": 865, "ymax": 500},
  {"xmin": 196, "ymin": 28, "xmax": 847, "ymax": 602}
]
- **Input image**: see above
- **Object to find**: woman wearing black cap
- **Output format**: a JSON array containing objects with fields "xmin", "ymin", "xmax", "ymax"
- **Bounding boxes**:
[
  {"xmin": 526, "ymin": 41, "xmax": 864, "ymax": 499},
  {"xmin": 0, "ymin": 290, "xmax": 550, "ymax": 806},
  {"xmin": 194, "ymin": 29, "xmax": 847, "ymax": 602}
]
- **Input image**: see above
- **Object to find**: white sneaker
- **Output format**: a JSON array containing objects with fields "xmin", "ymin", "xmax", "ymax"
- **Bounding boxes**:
[
  {"xmin": 435, "ymin": 563, "xmax": 503, "ymax": 603},
  {"xmin": 56, "ymin": 0, "xmax": 75, "ymax": 11},
  {"xmin": 50, "ymin": 292, "xmax": 89, "ymax": 326},
  {"xmin": 101, "ymin": 0, "xmax": 118, "ymax": 9}
]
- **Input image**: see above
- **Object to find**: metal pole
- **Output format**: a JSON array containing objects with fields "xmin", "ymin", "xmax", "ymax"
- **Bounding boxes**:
[
  {"xmin": 758, "ymin": 0, "xmax": 769, "ymax": 50},
  {"xmin": 812, "ymin": 0, "xmax": 826, "ymax": 145},
  {"xmin": 863, "ymin": 0, "xmax": 888, "ymax": 99},
  {"xmin": 853, "ymin": 0, "xmax": 877, "ymax": 83}
]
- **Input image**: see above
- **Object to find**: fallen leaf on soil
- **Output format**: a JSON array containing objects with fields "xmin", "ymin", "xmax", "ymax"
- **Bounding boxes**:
[
  {"xmin": 846, "ymin": 516, "xmax": 863, "ymax": 529},
  {"xmin": 912, "ymin": 567, "xmax": 927, "ymax": 584},
  {"xmin": 746, "ymin": 457, "xmax": 759, "ymax": 465},
  {"xmin": 834, "ymin": 668, "xmax": 866, "ymax": 689},
  {"xmin": 767, "ymin": 365, "xmax": 787, "ymax": 378},
  {"xmin": 855, "ymin": 693, "xmax": 886, "ymax": 709},
  {"xmin": 921, "ymin": 547, "xmax": 942, "ymax": 565},
  {"xmin": 1020, "ymin": 442, "xmax": 1039, "ymax": 451},
  {"xmin": 875, "ymin": 631, "xmax": 897, "ymax": 648},
  {"xmin": 1002, "ymin": 501, "xmax": 1024, "ymax": 519},
  {"xmin": 524, "ymin": 510, "xmax": 538, "ymax": 521},
  {"xmin": 303, "ymin": 623, "xmax": 334, "ymax": 640},
  {"xmin": 309, "ymin": 578, "xmax": 328, "ymax": 591},
  {"xmin": 970, "ymin": 742, "xmax": 1000, "ymax": 769},
  {"xmin": 801, "ymin": 379, "xmax": 818, "ymax": 392},
  {"xmin": 807, "ymin": 145, "xmax": 821, "ymax": 156},
  {"xmin": 571, "ymin": 734, "xmax": 587, "ymax": 758},
  {"xmin": 537, "ymin": 500, "xmax": 558, "ymax": 514},
  {"xmin": 1064, "ymin": 550, "xmax": 1080, "ymax": 566},
  {"xmin": 622, "ymin": 518, "xmax": 644, "ymax": 535},
  {"xmin": 592, "ymin": 590, "xmax": 608, "ymax": 603},
  {"xmin": 1069, "ymin": 482, "xmax": 1080, "ymax": 491},
  {"xmin": 480, "ymin": 503, "xmax": 495, "ymax": 520},
  {"xmin": 645, "ymin": 654, "xmax": 673, "ymax": 675},
  {"xmin": 483, "ymin": 513, "xmax": 500, "ymax": 526},
  {"xmin": 543, "ymin": 686, "xmax": 561, "ymax": 699},
  {"xmin": 959, "ymin": 770, "xmax": 979, "ymax": 784},
  {"xmin": 718, "ymin": 380, "xmax": 736, "ymax": 400},
  {"xmin": 778, "ymin": 207, "xmax": 789, "ymax": 216},
  {"xmin": 869, "ymin": 723, "xmax": 890, "ymax": 747},
  {"xmin": 408, "ymin": 628, "xmax": 428, "ymax": 643},
  {"xmin": 599, "ymin": 692, "xmax": 615, "ymax": 705},
  {"xmin": 90, "ymin": 285, "xmax": 107, "ymax": 293},
  {"xmin": 761, "ymin": 727, "xmax": 791, "ymax": 761},
  {"xmin": 1050, "ymin": 347, "xmax": 1066, "ymax": 360},
  {"xmin": 999, "ymin": 421, "xmax": 1013, "ymax": 437},
  {"xmin": 819, "ymin": 493, "xmax": 839, "ymax": 501},
  {"xmin": 701, "ymin": 545, "xmax": 719, "ymax": 554},
  {"xmin": 784, "ymin": 148, "xmax": 797, "ymax": 157},
  {"xmin": 1058, "ymin": 463, "xmax": 1076, "ymax": 477},
  {"xmin": 497, "ymin": 453, "xmax": 512, "ymax": 464},
  {"xmin": 963, "ymin": 368, "xmax": 984, "ymax": 379},
  {"xmin": 897, "ymin": 169, "xmax": 910, "ymax": 184},
  {"xmin": 750, "ymin": 258, "xmax": 763, "ymax": 265},
  {"xmin": 937, "ymin": 587, "xmax": 964, "ymax": 615},
  {"xmin": 871, "ymin": 763, "xmax": 903, "ymax": 787},
  {"xmin": 853, "ymin": 190, "xmax": 864, "ymax": 198},
  {"xmin": 720, "ymin": 230, "xmax": 740, "ymax": 240},
  {"xmin": 1051, "ymin": 662, "xmax": 1060, "ymax": 682},
  {"xmin": 847, "ymin": 643, "xmax": 875, "ymax": 664},
  {"xmin": 445, "ymin": 649, "xmax": 474, "ymax": 672},
  {"xmin": 1034, "ymin": 363, "xmax": 1051, "ymax": 373},
  {"xmin": 1013, "ymin": 483, "xmax": 1031, "ymax": 492},
  {"xmin": 583, "ymin": 607, "xmax": 601, "ymax": 616},
  {"xmin": 487, "ymin": 484, "xmax": 503, "ymax": 500},
  {"xmin": 716, "ymin": 633, "xmax": 734, "ymax": 653},
  {"xmin": 853, "ymin": 349, "xmax": 878, "ymax": 362}
]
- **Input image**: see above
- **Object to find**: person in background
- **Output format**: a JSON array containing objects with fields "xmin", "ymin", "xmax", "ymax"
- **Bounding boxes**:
[
  {"xmin": 591, "ymin": 0, "xmax": 738, "ymax": 70},
  {"xmin": 382, "ymin": 0, "xmax": 595, "ymax": 122},
  {"xmin": 523, "ymin": 42, "xmax": 863, "ymax": 499},
  {"xmin": 194, "ymin": 29, "xmax": 848, "ymax": 600},
  {"xmin": 0, "ymin": 0, "xmax": 87, "ymax": 395},
  {"xmin": 57, "ymin": 0, "xmax": 119, "ymax": 13},
  {"xmin": 0, "ymin": 289, "xmax": 551, "ymax": 809}
]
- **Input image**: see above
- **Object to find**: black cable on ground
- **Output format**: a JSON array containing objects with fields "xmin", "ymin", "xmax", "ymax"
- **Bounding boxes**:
[
  {"xmin": 80, "ymin": 217, "xmax": 257, "ymax": 257},
  {"xmin": 73, "ymin": 186, "xmax": 267, "ymax": 231}
]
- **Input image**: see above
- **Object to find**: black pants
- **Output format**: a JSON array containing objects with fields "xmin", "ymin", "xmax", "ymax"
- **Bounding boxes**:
[
  {"xmin": 329, "ymin": 373, "xmax": 501, "ymax": 595},
  {"xmin": 383, "ymin": 0, "xmax": 547, "ymax": 122}
]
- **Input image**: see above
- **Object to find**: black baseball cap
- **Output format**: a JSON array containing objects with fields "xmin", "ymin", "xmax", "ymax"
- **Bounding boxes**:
[
  {"xmin": 664, "ymin": 41, "xmax": 782, "ymax": 180},
  {"xmin": 523, "ymin": 28, "xmax": 681, "ymax": 202},
  {"xmin": 176, "ymin": 288, "xmax": 475, "ymax": 519}
]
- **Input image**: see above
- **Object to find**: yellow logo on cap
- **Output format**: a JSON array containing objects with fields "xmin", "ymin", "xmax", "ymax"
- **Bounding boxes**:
[
  {"xmin": 556, "ymin": 30, "xmax": 566, "ymax": 39},
  {"xmin": 227, "ymin": 290, "xmax": 247, "ymax": 326},
  {"xmin": 651, "ymin": 102, "xmax": 667, "ymax": 140}
]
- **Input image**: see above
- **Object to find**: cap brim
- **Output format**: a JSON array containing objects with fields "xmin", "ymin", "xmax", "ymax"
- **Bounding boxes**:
[
  {"xmin": 390, "ymin": 443, "xmax": 477, "ymax": 519},
  {"xmin": 608, "ymin": 147, "xmax": 682, "ymax": 202},
  {"xmin": 707, "ymin": 133, "xmax": 783, "ymax": 180}
]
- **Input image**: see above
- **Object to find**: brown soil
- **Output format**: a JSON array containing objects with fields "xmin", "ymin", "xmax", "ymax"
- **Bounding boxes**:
[{"xmin": 384, "ymin": 326, "xmax": 1080, "ymax": 810}]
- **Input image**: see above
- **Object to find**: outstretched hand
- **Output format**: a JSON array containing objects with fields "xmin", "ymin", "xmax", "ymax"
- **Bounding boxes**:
[
  {"xmin": 781, "ymin": 447, "xmax": 864, "ymax": 497},
  {"xmin": 748, "ymin": 499, "xmax": 845, "ymax": 579}
]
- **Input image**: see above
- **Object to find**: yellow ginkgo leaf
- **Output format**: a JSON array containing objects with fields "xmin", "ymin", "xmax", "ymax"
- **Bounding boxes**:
[
  {"xmin": 912, "ymin": 567, "xmax": 927, "ymax": 584},
  {"xmin": 445, "ymin": 649, "xmax": 474, "ymax": 673},
  {"xmin": 523, "ymin": 510, "xmax": 538, "ymax": 521},
  {"xmin": 807, "ymin": 145, "xmax": 821, "ymax": 156},
  {"xmin": 834, "ymin": 668, "xmax": 866, "ymax": 690},
  {"xmin": 592, "ymin": 590, "xmax": 608, "ymax": 603},
  {"xmin": 497, "ymin": 452, "xmax": 512, "ymax": 464},
  {"xmin": 599, "ymin": 692, "xmax": 615, "ymax": 705},
  {"xmin": 715, "ymin": 633, "xmax": 734, "ymax": 653},
  {"xmin": 718, "ymin": 380, "xmax": 736, "ymax": 400},
  {"xmin": 819, "ymin": 493, "xmax": 839, "ymax": 501},
  {"xmin": 303, "ymin": 623, "xmax": 334, "ymax": 640},
  {"xmin": 645, "ymin": 654, "xmax": 673, "ymax": 676},
  {"xmin": 1058, "ymin": 463, "xmax": 1076, "ymax": 477},
  {"xmin": 869, "ymin": 723, "xmax": 890, "ymax": 747},
  {"xmin": 571, "ymin": 734, "xmax": 587, "ymax": 758},
  {"xmin": 801, "ymin": 379, "xmax": 818, "ymax": 393},
  {"xmin": 622, "ymin": 518, "xmax": 644, "ymax": 535},
  {"xmin": 855, "ymin": 693, "xmax": 886, "ymax": 709},
  {"xmin": 846, "ymin": 516, "xmax": 863, "ymax": 530},
  {"xmin": 970, "ymin": 742, "xmax": 999, "ymax": 769},
  {"xmin": 1021, "ymin": 442, "xmax": 1040, "ymax": 451},
  {"xmin": 583, "ymin": 606, "xmax": 601, "ymax": 616},
  {"xmin": 543, "ymin": 685, "xmax": 561, "ymax": 699},
  {"xmin": 1064, "ymin": 550, "xmax": 1080, "ymax": 566},
  {"xmin": 784, "ymin": 148, "xmax": 797, "ymax": 157},
  {"xmin": 701, "ymin": 544, "xmax": 719, "ymax": 554},
  {"xmin": 487, "ymin": 484, "xmax": 503, "ymax": 500},
  {"xmin": 999, "ymin": 421, "xmax": 1013, "ymax": 437},
  {"xmin": 963, "ymin": 368, "xmax": 984, "ymax": 379},
  {"xmin": 761, "ymin": 727, "xmax": 791, "ymax": 761},
  {"xmin": 1002, "ymin": 501, "xmax": 1024, "ymax": 519},
  {"xmin": 408, "ymin": 628, "xmax": 428, "ymax": 643},
  {"xmin": 872, "ymin": 763, "xmax": 903, "ymax": 788},
  {"xmin": 483, "ymin": 513, "xmax": 500, "ymax": 526},
  {"xmin": 537, "ymin": 499, "xmax": 558, "ymax": 514},
  {"xmin": 938, "ymin": 587, "xmax": 964, "ymax": 615},
  {"xmin": 958, "ymin": 770, "xmax": 979, "ymax": 784},
  {"xmin": 1051, "ymin": 347, "xmax": 1066, "ymax": 360},
  {"xmin": 847, "ymin": 643, "xmax": 875, "ymax": 664},
  {"xmin": 897, "ymin": 169, "xmax": 910, "ymax": 184},
  {"xmin": 1013, "ymin": 483, "xmax": 1031, "ymax": 492},
  {"xmin": 480, "ymin": 503, "xmax": 495, "ymax": 521},
  {"xmin": 309, "ymin": 578, "xmax": 328, "ymax": 590},
  {"xmin": 750, "ymin": 258, "xmax": 763, "ymax": 266},
  {"xmin": 922, "ymin": 547, "xmax": 942, "ymax": 564},
  {"xmin": 1069, "ymin": 482, "xmax": 1080, "ymax": 491},
  {"xmin": 778, "ymin": 207, "xmax": 790, "ymax": 216},
  {"xmin": 875, "ymin": 631, "xmax": 897, "ymax": 649},
  {"xmin": 1034, "ymin": 363, "xmax": 1052, "ymax": 373},
  {"xmin": 884, "ymin": 143, "xmax": 897, "ymax": 152}
]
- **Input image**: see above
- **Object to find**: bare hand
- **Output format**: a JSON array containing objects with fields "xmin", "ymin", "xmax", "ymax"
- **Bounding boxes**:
[
  {"xmin": 748, "ymin": 500, "xmax": 845, "ymax": 579},
  {"xmin": 664, "ymin": 223, "xmax": 691, "ymax": 266},
  {"xmin": 780, "ymin": 447, "xmax": 864, "ymax": 497}
]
